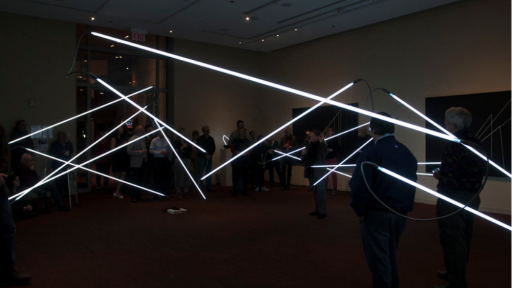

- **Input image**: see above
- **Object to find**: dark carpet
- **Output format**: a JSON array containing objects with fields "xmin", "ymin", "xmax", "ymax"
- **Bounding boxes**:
[{"xmin": 12, "ymin": 185, "xmax": 511, "ymax": 288}]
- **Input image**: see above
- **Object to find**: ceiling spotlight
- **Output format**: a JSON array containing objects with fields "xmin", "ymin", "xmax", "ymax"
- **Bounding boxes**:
[
  {"xmin": 261, "ymin": 39, "xmax": 264, "ymax": 42},
  {"xmin": 126, "ymin": 67, "xmax": 129, "ymax": 70},
  {"xmin": 91, "ymin": 17, "xmax": 95, "ymax": 21},
  {"xmin": 276, "ymin": 34, "xmax": 280, "ymax": 37},
  {"xmin": 110, "ymin": 44, "xmax": 115, "ymax": 48},
  {"xmin": 83, "ymin": 60, "xmax": 88, "ymax": 63},
  {"xmin": 119, "ymin": 56, "xmax": 122, "ymax": 58},
  {"xmin": 238, "ymin": 41, "xmax": 242, "ymax": 45},
  {"xmin": 245, "ymin": 16, "xmax": 250, "ymax": 21},
  {"xmin": 124, "ymin": 35, "xmax": 129, "ymax": 39},
  {"xmin": 100, "ymin": 92, "xmax": 104, "ymax": 95},
  {"xmin": 294, "ymin": 28, "xmax": 298, "ymax": 31},
  {"xmin": 169, "ymin": 30, "xmax": 173, "ymax": 33},
  {"xmin": 115, "ymin": 56, "xmax": 119, "ymax": 59}
]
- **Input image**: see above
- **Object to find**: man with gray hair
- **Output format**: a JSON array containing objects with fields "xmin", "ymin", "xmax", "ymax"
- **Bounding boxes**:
[{"xmin": 433, "ymin": 107, "xmax": 485, "ymax": 288}]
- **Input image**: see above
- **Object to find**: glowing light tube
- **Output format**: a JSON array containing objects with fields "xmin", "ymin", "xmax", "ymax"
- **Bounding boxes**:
[
  {"xmin": 28, "ymin": 149, "xmax": 165, "ymax": 196},
  {"xmin": 95, "ymin": 78, "xmax": 206, "ymax": 154},
  {"xmin": 201, "ymin": 82, "xmax": 354, "ymax": 180},
  {"xmin": 222, "ymin": 135, "xmax": 229, "ymax": 146},
  {"xmin": 11, "ymin": 108, "xmax": 147, "ymax": 201},
  {"xmin": 11, "ymin": 126, "xmax": 163, "ymax": 201},
  {"xmin": 91, "ymin": 32, "xmax": 458, "ymax": 143},
  {"xmin": 418, "ymin": 162, "xmax": 441, "ymax": 165},
  {"xmin": 272, "ymin": 147, "xmax": 306, "ymax": 162},
  {"xmin": 9, "ymin": 86, "xmax": 153, "ymax": 145},
  {"xmin": 311, "ymin": 164, "xmax": 356, "ymax": 168},
  {"xmin": 377, "ymin": 166, "xmax": 511, "ymax": 231},
  {"xmin": 313, "ymin": 138, "xmax": 373, "ymax": 186},
  {"xmin": 389, "ymin": 93, "xmax": 453, "ymax": 136},
  {"xmin": 416, "ymin": 173, "xmax": 433, "ymax": 176},
  {"xmin": 325, "ymin": 122, "xmax": 370, "ymax": 141},
  {"xmin": 388, "ymin": 92, "xmax": 511, "ymax": 178},
  {"xmin": 274, "ymin": 150, "xmax": 301, "ymax": 161},
  {"xmin": 154, "ymin": 121, "xmax": 206, "ymax": 200},
  {"xmin": 327, "ymin": 168, "xmax": 352, "ymax": 178}
]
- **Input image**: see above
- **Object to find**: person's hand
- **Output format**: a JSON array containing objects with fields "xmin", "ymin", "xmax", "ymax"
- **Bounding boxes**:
[
  {"xmin": 301, "ymin": 149, "xmax": 307, "ymax": 155},
  {"xmin": 161, "ymin": 150, "xmax": 168, "ymax": 157},
  {"xmin": 433, "ymin": 171, "xmax": 440, "ymax": 180},
  {"xmin": 141, "ymin": 149, "xmax": 148, "ymax": 155}
]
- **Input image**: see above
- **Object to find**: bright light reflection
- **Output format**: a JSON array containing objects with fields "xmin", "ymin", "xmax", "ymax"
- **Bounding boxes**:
[
  {"xmin": 274, "ymin": 150, "xmax": 301, "ymax": 161},
  {"xmin": 377, "ymin": 166, "xmax": 511, "ymax": 231},
  {"xmin": 325, "ymin": 122, "xmax": 370, "ymax": 140},
  {"xmin": 8, "ymin": 86, "xmax": 153, "ymax": 145},
  {"xmin": 271, "ymin": 147, "xmax": 306, "ymax": 162},
  {"xmin": 28, "ymin": 149, "xmax": 164, "ymax": 196}
]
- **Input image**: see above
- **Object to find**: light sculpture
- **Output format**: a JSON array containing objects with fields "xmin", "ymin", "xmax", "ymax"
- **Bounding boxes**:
[
  {"xmin": 91, "ymin": 32, "xmax": 459, "ymax": 143},
  {"xmin": 312, "ymin": 138, "xmax": 373, "ymax": 186},
  {"xmin": 271, "ymin": 147, "xmax": 306, "ymax": 162},
  {"xmin": 11, "ymin": 108, "xmax": 147, "ymax": 201},
  {"xmin": 8, "ymin": 86, "xmax": 153, "ymax": 145},
  {"xmin": 387, "ymin": 92, "xmax": 511, "ymax": 178},
  {"xmin": 95, "ymin": 78, "xmax": 206, "ymax": 153},
  {"xmin": 28, "ymin": 148, "xmax": 165, "ymax": 196},
  {"xmin": 325, "ymin": 122, "xmax": 370, "ymax": 141},
  {"xmin": 11, "ymin": 125, "xmax": 163, "ymax": 201},
  {"xmin": 222, "ymin": 135, "xmax": 229, "ymax": 146},
  {"xmin": 154, "ymin": 121, "xmax": 206, "ymax": 200},
  {"xmin": 274, "ymin": 150, "xmax": 302, "ymax": 161},
  {"xmin": 376, "ymin": 165, "xmax": 511, "ymax": 231}
]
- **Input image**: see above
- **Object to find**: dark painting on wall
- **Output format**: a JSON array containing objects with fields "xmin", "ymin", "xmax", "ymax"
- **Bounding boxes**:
[
  {"xmin": 292, "ymin": 103, "xmax": 363, "ymax": 164},
  {"xmin": 425, "ymin": 91, "xmax": 511, "ymax": 178}
]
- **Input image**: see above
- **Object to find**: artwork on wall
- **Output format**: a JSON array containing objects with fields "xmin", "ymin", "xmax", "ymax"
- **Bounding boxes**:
[{"xmin": 425, "ymin": 91, "xmax": 511, "ymax": 178}]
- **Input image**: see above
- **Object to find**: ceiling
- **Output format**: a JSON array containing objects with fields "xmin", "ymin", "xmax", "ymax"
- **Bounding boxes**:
[{"xmin": 2, "ymin": 0, "xmax": 461, "ymax": 52}]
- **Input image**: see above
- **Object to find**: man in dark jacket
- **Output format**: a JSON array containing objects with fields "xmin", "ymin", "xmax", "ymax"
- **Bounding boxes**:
[
  {"xmin": 302, "ymin": 130, "xmax": 328, "ymax": 219},
  {"xmin": 349, "ymin": 112, "xmax": 417, "ymax": 288},
  {"xmin": 433, "ymin": 107, "xmax": 484, "ymax": 288},
  {"xmin": 196, "ymin": 126, "xmax": 216, "ymax": 191}
]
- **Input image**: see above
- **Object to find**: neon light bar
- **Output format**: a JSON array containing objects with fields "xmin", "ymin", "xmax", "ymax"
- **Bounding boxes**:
[
  {"xmin": 201, "ymin": 82, "xmax": 354, "ymax": 180},
  {"xmin": 272, "ymin": 147, "xmax": 306, "ymax": 162},
  {"xmin": 389, "ymin": 93, "xmax": 453, "ymax": 136},
  {"xmin": 325, "ymin": 122, "xmax": 370, "ymax": 140},
  {"xmin": 28, "ymin": 149, "xmax": 165, "ymax": 196},
  {"xmin": 11, "ymin": 108, "xmax": 147, "ymax": 201},
  {"xmin": 311, "ymin": 164, "xmax": 356, "ymax": 168},
  {"xmin": 155, "ymin": 121, "xmax": 206, "ymax": 200},
  {"xmin": 8, "ymin": 86, "xmax": 153, "ymax": 145},
  {"xmin": 417, "ymin": 173, "xmax": 434, "ymax": 176},
  {"xmin": 91, "ymin": 32, "xmax": 458, "ymax": 143},
  {"xmin": 11, "ymin": 127, "xmax": 163, "ymax": 201},
  {"xmin": 274, "ymin": 150, "xmax": 301, "ymax": 161},
  {"xmin": 377, "ymin": 166, "xmax": 511, "ymax": 231},
  {"xmin": 327, "ymin": 168, "xmax": 352, "ymax": 178},
  {"xmin": 96, "ymin": 78, "xmax": 206, "ymax": 154},
  {"xmin": 462, "ymin": 143, "xmax": 511, "ymax": 178},
  {"xmin": 313, "ymin": 138, "xmax": 373, "ymax": 186},
  {"xmin": 418, "ymin": 162, "xmax": 441, "ymax": 165},
  {"xmin": 222, "ymin": 135, "xmax": 229, "ymax": 146}
]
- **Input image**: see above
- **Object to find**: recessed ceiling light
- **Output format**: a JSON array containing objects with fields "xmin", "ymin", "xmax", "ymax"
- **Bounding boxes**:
[
  {"xmin": 91, "ymin": 17, "xmax": 95, "ymax": 21},
  {"xmin": 238, "ymin": 41, "xmax": 242, "ymax": 45},
  {"xmin": 261, "ymin": 39, "xmax": 264, "ymax": 42},
  {"xmin": 245, "ymin": 16, "xmax": 250, "ymax": 21},
  {"xmin": 119, "ymin": 56, "xmax": 122, "ymax": 58},
  {"xmin": 294, "ymin": 28, "xmax": 298, "ymax": 31},
  {"xmin": 169, "ymin": 30, "xmax": 173, "ymax": 33},
  {"xmin": 115, "ymin": 56, "xmax": 119, "ymax": 59},
  {"xmin": 276, "ymin": 34, "xmax": 279, "ymax": 37},
  {"xmin": 126, "ymin": 67, "xmax": 129, "ymax": 70},
  {"xmin": 110, "ymin": 44, "xmax": 115, "ymax": 48},
  {"xmin": 124, "ymin": 35, "xmax": 129, "ymax": 39},
  {"xmin": 83, "ymin": 60, "xmax": 88, "ymax": 62},
  {"xmin": 100, "ymin": 92, "xmax": 104, "ymax": 95}
]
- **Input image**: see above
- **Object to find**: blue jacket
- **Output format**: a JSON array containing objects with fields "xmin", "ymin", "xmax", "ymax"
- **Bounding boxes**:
[{"xmin": 349, "ymin": 135, "xmax": 417, "ymax": 217}]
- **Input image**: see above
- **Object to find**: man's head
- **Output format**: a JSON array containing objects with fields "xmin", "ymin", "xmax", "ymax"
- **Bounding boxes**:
[
  {"xmin": 249, "ymin": 131, "xmax": 255, "ymax": 141},
  {"xmin": 305, "ymin": 130, "xmax": 311, "ymax": 142},
  {"xmin": 325, "ymin": 127, "xmax": 333, "ymax": 137},
  {"xmin": 202, "ymin": 126, "xmax": 210, "ymax": 137},
  {"xmin": 369, "ymin": 112, "xmax": 394, "ymax": 139},
  {"xmin": 57, "ymin": 131, "xmax": 67, "ymax": 144},
  {"xmin": 21, "ymin": 153, "xmax": 34, "ymax": 170},
  {"xmin": 445, "ymin": 107, "xmax": 472, "ymax": 134},
  {"xmin": 310, "ymin": 130, "xmax": 321, "ymax": 143},
  {"xmin": 16, "ymin": 120, "xmax": 27, "ymax": 132},
  {"xmin": 284, "ymin": 127, "xmax": 291, "ymax": 136},
  {"xmin": 192, "ymin": 130, "xmax": 199, "ymax": 140},
  {"xmin": 237, "ymin": 120, "xmax": 244, "ymax": 129},
  {"xmin": 134, "ymin": 125, "xmax": 144, "ymax": 136}
]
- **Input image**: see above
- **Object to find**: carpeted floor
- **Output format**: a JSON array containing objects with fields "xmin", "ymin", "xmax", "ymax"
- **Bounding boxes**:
[{"xmin": 11, "ymin": 185, "xmax": 511, "ymax": 288}]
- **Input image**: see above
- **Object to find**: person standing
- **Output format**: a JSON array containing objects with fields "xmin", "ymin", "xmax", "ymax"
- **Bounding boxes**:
[
  {"xmin": 126, "ymin": 125, "xmax": 148, "ymax": 203},
  {"xmin": 266, "ymin": 137, "xmax": 284, "ymax": 188},
  {"xmin": 94, "ymin": 130, "xmax": 111, "ymax": 189},
  {"xmin": 349, "ymin": 112, "xmax": 417, "ymax": 288},
  {"xmin": 324, "ymin": 128, "xmax": 339, "ymax": 195},
  {"xmin": 150, "ymin": 131, "xmax": 172, "ymax": 196},
  {"xmin": 173, "ymin": 128, "xmax": 192, "ymax": 199},
  {"xmin": 196, "ymin": 126, "xmax": 216, "ymax": 192},
  {"xmin": 9, "ymin": 120, "xmax": 35, "ymax": 172},
  {"xmin": 433, "ymin": 107, "xmax": 484, "ymax": 288},
  {"xmin": 280, "ymin": 127, "xmax": 298, "ymax": 190},
  {"xmin": 231, "ymin": 127, "xmax": 252, "ymax": 196},
  {"xmin": 49, "ymin": 131, "xmax": 73, "ymax": 197},
  {"xmin": 110, "ymin": 126, "xmax": 130, "ymax": 199},
  {"xmin": 302, "ymin": 130, "xmax": 327, "ymax": 219}
]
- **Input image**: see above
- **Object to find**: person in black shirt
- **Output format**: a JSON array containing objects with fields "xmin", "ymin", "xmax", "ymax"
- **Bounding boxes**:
[
  {"xmin": 231, "ymin": 127, "xmax": 251, "ymax": 196},
  {"xmin": 173, "ymin": 128, "xmax": 192, "ymax": 199},
  {"xmin": 196, "ymin": 126, "xmax": 216, "ymax": 192}
]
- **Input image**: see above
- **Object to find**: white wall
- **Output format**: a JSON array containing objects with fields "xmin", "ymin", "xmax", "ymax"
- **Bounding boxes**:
[{"xmin": 0, "ymin": 12, "xmax": 76, "ymax": 174}]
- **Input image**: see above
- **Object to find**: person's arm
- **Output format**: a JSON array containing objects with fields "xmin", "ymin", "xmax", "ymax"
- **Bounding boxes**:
[{"xmin": 348, "ymin": 153, "xmax": 373, "ymax": 217}]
